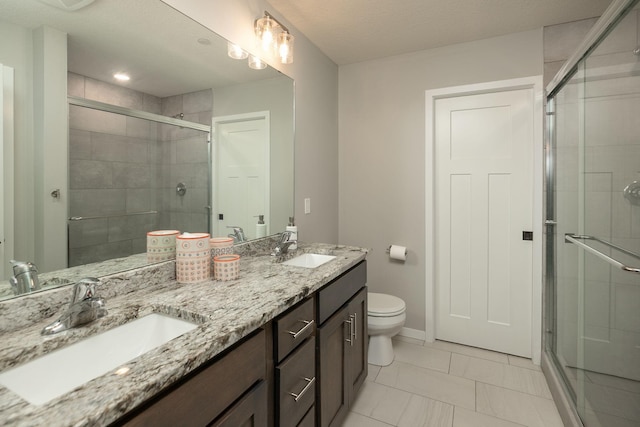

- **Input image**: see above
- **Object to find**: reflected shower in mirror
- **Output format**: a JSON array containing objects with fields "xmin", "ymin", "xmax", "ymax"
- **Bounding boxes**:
[{"xmin": 0, "ymin": 0, "xmax": 294, "ymax": 299}]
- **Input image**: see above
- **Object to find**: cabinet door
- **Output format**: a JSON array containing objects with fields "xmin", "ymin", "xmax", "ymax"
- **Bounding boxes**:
[
  {"xmin": 347, "ymin": 288, "xmax": 367, "ymax": 406},
  {"xmin": 317, "ymin": 306, "xmax": 350, "ymax": 427},
  {"xmin": 210, "ymin": 380, "xmax": 267, "ymax": 427}
]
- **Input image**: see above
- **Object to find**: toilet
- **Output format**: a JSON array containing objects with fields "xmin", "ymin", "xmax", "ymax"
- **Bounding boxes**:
[{"xmin": 367, "ymin": 292, "xmax": 406, "ymax": 366}]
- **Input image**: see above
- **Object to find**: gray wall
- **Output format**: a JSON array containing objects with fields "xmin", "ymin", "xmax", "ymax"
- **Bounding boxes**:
[{"xmin": 338, "ymin": 30, "xmax": 544, "ymax": 331}]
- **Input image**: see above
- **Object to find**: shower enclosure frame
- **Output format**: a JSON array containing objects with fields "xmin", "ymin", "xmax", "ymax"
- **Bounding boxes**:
[{"xmin": 542, "ymin": 0, "xmax": 640, "ymax": 426}]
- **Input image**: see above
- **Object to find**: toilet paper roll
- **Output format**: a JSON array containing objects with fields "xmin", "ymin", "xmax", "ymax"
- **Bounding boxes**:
[{"xmin": 389, "ymin": 245, "xmax": 407, "ymax": 261}]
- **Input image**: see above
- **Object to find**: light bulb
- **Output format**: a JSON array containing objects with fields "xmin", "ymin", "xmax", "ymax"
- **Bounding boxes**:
[
  {"xmin": 248, "ymin": 55, "xmax": 267, "ymax": 70},
  {"xmin": 255, "ymin": 16, "xmax": 276, "ymax": 53},
  {"xmin": 278, "ymin": 32, "xmax": 294, "ymax": 64},
  {"xmin": 227, "ymin": 42, "xmax": 248, "ymax": 60}
]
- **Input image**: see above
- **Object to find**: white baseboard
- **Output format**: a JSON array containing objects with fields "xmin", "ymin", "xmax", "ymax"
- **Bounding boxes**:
[{"xmin": 398, "ymin": 327, "xmax": 426, "ymax": 341}]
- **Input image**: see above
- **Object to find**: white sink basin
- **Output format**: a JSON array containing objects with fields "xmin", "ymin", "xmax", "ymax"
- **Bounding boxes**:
[
  {"xmin": 0, "ymin": 313, "xmax": 198, "ymax": 405},
  {"xmin": 282, "ymin": 253, "xmax": 336, "ymax": 268}
]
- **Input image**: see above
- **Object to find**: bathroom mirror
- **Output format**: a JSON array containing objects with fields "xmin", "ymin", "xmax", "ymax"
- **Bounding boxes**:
[{"xmin": 0, "ymin": 0, "xmax": 294, "ymax": 299}]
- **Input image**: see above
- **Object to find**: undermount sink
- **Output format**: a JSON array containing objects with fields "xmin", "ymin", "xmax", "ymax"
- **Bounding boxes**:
[
  {"xmin": 0, "ymin": 313, "xmax": 198, "ymax": 405},
  {"xmin": 282, "ymin": 253, "xmax": 336, "ymax": 268}
]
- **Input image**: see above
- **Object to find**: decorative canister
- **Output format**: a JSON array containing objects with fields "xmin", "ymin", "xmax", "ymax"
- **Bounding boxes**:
[
  {"xmin": 213, "ymin": 254, "xmax": 240, "ymax": 281},
  {"xmin": 210, "ymin": 237, "xmax": 234, "ymax": 277},
  {"xmin": 176, "ymin": 232, "xmax": 211, "ymax": 283},
  {"xmin": 146, "ymin": 230, "xmax": 180, "ymax": 262}
]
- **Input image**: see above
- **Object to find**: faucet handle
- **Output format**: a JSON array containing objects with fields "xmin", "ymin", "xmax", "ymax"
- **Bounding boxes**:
[
  {"xmin": 71, "ymin": 277, "xmax": 100, "ymax": 304},
  {"xmin": 278, "ymin": 230, "xmax": 293, "ymax": 243}
]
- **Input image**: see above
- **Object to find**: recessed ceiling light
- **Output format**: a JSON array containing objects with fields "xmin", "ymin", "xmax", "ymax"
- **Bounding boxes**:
[
  {"xmin": 114, "ymin": 73, "xmax": 130, "ymax": 82},
  {"xmin": 38, "ymin": 0, "xmax": 95, "ymax": 11}
]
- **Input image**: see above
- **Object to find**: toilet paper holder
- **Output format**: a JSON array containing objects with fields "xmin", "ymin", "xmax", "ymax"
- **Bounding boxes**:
[{"xmin": 386, "ymin": 245, "xmax": 408, "ymax": 257}]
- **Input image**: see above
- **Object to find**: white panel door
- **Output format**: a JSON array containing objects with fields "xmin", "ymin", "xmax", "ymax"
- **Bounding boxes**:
[
  {"xmin": 213, "ymin": 113, "xmax": 269, "ymax": 240},
  {"xmin": 435, "ymin": 88, "xmax": 534, "ymax": 357}
]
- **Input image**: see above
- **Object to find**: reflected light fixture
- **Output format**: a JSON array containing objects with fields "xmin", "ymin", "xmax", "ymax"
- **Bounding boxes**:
[
  {"xmin": 254, "ymin": 11, "xmax": 294, "ymax": 64},
  {"xmin": 248, "ymin": 54, "xmax": 267, "ymax": 70},
  {"xmin": 113, "ymin": 73, "xmax": 130, "ymax": 82},
  {"xmin": 227, "ymin": 42, "xmax": 248, "ymax": 59}
]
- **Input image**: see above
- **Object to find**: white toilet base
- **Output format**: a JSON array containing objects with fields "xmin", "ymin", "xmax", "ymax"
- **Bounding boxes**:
[{"xmin": 368, "ymin": 335, "xmax": 395, "ymax": 366}]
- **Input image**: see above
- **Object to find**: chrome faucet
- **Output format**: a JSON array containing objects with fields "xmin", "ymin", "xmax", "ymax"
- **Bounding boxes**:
[
  {"xmin": 9, "ymin": 260, "xmax": 41, "ymax": 296},
  {"xmin": 41, "ymin": 278, "xmax": 107, "ymax": 335},
  {"xmin": 227, "ymin": 226, "xmax": 247, "ymax": 243},
  {"xmin": 272, "ymin": 231, "xmax": 297, "ymax": 258}
]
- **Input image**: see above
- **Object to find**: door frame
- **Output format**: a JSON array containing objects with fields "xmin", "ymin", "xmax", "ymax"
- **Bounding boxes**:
[
  {"xmin": 425, "ymin": 76, "xmax": 543, "ymax": 364},
  {"xmin": 211, "ymin": 111, "xmax": 270, "ymax": 238},
  {"xmin": 1, "ymin": 64, "xmax": 15, "ymax": 279}
]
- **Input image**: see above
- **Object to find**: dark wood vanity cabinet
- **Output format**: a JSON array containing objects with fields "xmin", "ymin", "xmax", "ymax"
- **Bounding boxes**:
[
  {"xmin": 316, "ymin": 261, "xmax": 368, "ymax": 427},
  {"xmin": 113, "ymin": 260, "xmax": 367, "ymax": 427}
]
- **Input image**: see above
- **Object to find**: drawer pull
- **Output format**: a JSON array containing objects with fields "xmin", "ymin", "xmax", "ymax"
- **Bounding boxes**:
[
  {"xmin": 352, "ymin": 312, "xmax": 357, "ymax": 341},
  {"xmin": 290, "ymin": 377, "xmax": 316, "ymax": 402},
  {"xmin": 287, "ymin": 319, "xmax": 315, "ymax": 339},
  {"xmin": 344, "ymin": 318, "xmax": 353, "ymax": 346}
]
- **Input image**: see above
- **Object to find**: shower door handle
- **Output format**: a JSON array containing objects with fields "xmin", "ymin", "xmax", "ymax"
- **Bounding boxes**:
[
  {"xmin": 545, "ymin": 220, "xmax": 557, "ymax": 226},
  {"xmin": 565, "ymin": 234, "xmax": 640, "ymax": 274}
]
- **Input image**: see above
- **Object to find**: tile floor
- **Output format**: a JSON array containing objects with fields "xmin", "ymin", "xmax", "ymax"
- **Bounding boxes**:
[
  {"xmin": 343, "ymin": 337, "xmax": 564, "ymax": 427},
  {"xmin": 562, "ymin": 366, "xmax": 640, "ymax": 427}
]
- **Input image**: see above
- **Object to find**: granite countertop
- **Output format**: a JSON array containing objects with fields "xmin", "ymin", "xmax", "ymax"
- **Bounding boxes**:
[{"xmin": 0, "ymin": 242, "xmax": 368, "ymax": 426}]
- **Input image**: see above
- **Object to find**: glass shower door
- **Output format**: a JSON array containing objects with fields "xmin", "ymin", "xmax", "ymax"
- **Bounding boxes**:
[{"xmin": 549, "ymin": 5, "xmax": 640, "ymax": 426}]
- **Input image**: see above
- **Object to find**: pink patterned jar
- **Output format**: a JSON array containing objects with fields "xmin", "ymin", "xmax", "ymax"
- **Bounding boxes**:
[
  {"xmin": 213, "ymin": 254, "xmax": 240, "ymax": 281},
  {"xmin": 176, "ymin": 232, "xmax": 211, "ymax": 283},
  {"xmin": 146, "ymin": 230, "xmax": 180, "ymax": 262},
  {"xmin": 210, "ymin": 237, "xmax": 234, "ymax": 277}
]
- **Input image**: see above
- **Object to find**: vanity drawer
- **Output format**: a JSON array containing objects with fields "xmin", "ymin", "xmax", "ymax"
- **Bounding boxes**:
[
  {"xmin": 317, "ymin": 261, "xmax": 366, "ymax": 325},
  {"xmin": 120, "ymin": 329, "xmax": 265, "ymax": 427},
  {"xmin": 276, "ymin": 337, "xmax": 316, "ymax": 427},
  {"xmin": 275, "ymin": 297, "xmax": 315, "ymax": 362}
]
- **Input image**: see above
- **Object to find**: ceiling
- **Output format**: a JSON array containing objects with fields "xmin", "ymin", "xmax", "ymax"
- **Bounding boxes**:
[
  {"xmin": 2, "ymin": 0, "xmax": 282, "ymax": 98},
  {"xmin": 268, "ymin": 0, "xmax": 613, "ymax": 65}
]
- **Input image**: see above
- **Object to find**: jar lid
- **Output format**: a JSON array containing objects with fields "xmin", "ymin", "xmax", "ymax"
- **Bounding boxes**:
[
  {"xmin": 177, "ymin": 232, "xmax": 210, "ymax": 240},
  {"xmin": 213, "ymin": 254, "xmax": 240, "ymax": 262},
  {"xmin": 147, "ymin": 230, "xmax": 180, "ymax": 236},
  {"xmin": 210, "ymin": 237, "xmax": 234, "ymax": 245}
]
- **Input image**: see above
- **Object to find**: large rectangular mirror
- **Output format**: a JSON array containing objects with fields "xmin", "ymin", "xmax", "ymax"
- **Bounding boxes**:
[{"xmin": 0, "ymin": 0, "xmax": 294, "ymax": 299}]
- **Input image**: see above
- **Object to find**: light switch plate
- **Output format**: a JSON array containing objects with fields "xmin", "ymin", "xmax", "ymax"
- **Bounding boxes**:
[{"xmin": 304, "ymin": 198, "xmax": 311, "ymax": 214}]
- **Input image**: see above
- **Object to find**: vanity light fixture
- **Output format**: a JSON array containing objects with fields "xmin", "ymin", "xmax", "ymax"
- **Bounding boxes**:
[
  {"xmin": 227, "ymin": 42, "xmax": 248, "ymax": 60},
  {"xmin": 113, "ymin": 73, "xmax": 130, "ymax": 82},
  {"xmin": 254, "ymin": 11, "xmax": 294, "ymax": 64}
]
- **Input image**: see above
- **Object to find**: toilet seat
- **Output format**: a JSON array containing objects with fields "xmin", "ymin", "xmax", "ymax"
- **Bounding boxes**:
[{"xmin": 368, "ymin": 292, "xmax": 406, "ymax": 317}]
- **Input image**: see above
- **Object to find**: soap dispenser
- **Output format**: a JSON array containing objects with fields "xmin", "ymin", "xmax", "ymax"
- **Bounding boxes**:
[
  {"xmin": 286, "ymin": 216, "xmax": 298, "ymax": 250},
  {"xmin": 256, "ymin": 215, "xmax": 267, "ymax": 238}
]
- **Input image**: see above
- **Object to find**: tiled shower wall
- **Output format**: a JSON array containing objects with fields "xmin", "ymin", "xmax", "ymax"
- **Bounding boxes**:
[
  {"xmin": 67, "ymin": 72, "xmax": 211, "ymax": 266},
  {"xmin": 156, "ymin": 91, "xmax": 211, "ymax": 235}
]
